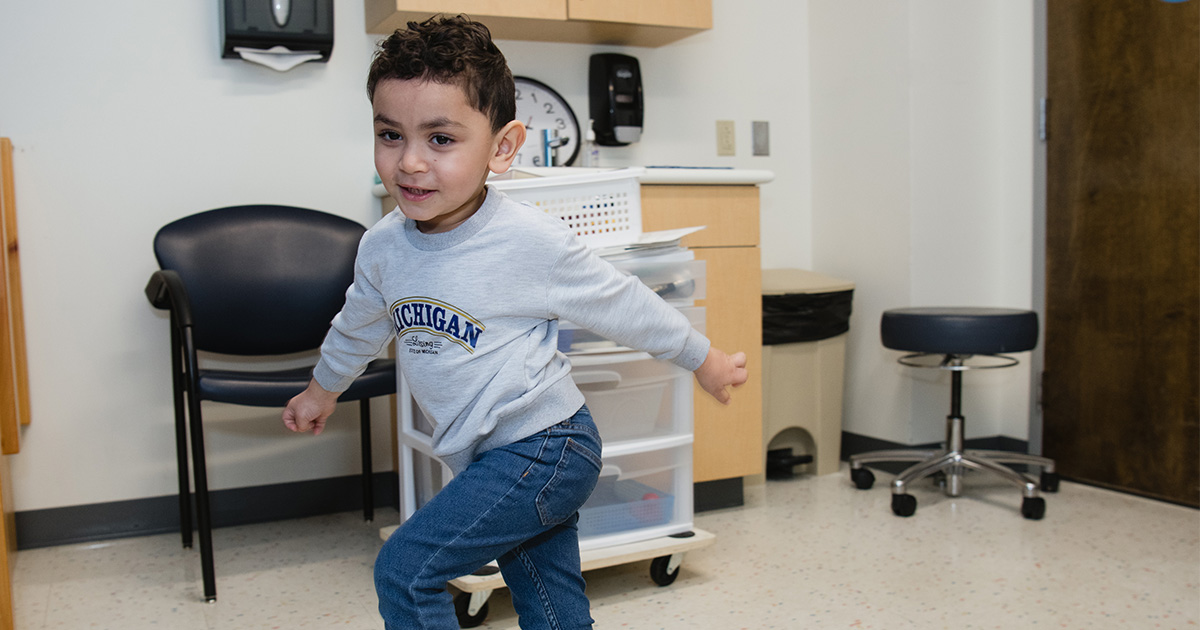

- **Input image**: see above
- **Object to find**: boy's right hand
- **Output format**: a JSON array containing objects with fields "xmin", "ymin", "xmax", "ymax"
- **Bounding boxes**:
[
  {"xmin": 694, "ymin": 346, "xmax": 749, "ymax": 405},
  {"xmin": 282, "ymin": 379, "xmax": 341, "ymax": 436}
]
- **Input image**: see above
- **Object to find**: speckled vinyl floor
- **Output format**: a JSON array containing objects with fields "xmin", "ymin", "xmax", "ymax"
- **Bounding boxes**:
[{"xmin": 13, "ymin": 466, "xmax": 1200, "ymax": 629}]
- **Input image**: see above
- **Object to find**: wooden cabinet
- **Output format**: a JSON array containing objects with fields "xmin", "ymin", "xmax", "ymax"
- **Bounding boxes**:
[
  {"xmin": 641, "ymin": 185, "xmax": 763, "ymax": 483},
  {"xmin": 364, "ymin": 0, "xmax": 711, "ymax": 47}
]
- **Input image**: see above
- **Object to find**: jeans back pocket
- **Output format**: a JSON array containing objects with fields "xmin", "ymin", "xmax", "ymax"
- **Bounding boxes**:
[{"xmin": 535, "ymin": 437, "xmax": 603, "ymax": 527}]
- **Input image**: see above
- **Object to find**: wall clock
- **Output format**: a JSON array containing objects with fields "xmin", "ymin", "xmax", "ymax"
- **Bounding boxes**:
[{"xmin": 513, "ymin": 76, "xmax": 581, "ymax": 167}]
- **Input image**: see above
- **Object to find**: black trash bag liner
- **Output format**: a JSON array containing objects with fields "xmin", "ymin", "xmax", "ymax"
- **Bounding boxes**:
[{"xmin": 762, "ymin": 289, "xmax": 853, "ymax": 345}]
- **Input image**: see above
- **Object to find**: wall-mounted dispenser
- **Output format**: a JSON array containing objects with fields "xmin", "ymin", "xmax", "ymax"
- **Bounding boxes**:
[
  {"xmin": 221, "ymin": 0, "xmax": 334, "ymax": 71},
  {"xmin": 589, "ymin": 53, "xmax": 643, "ymax": 146}
]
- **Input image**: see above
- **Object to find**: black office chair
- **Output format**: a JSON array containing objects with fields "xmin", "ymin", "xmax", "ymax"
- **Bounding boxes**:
[
  {"xmin": 849, "ymin": 308, "xmax": 1058, "ymax": 520},
  {"xmin": 145, "ymin": 205, "xmax": 395, "ymax": 602}
]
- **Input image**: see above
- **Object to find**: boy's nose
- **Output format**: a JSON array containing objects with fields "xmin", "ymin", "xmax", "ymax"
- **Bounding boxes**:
[{"xmin": 398, "ymin": 148, "xmax": 427, "ymax": 173}]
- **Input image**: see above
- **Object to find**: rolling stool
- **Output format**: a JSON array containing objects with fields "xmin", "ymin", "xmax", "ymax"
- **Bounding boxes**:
[{"xmin": 849, "ymin": 307, "xmax": 1059, "ymax": 520}]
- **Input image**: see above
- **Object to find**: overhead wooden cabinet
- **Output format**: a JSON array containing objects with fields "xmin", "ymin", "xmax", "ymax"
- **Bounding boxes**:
[
  {"xmin": 364, "ymin": 0, "xmax": 712, "ymax": 47},
  {"xmin": 641, "ymin": 185, "xmax": 764, "ymax": 483}
]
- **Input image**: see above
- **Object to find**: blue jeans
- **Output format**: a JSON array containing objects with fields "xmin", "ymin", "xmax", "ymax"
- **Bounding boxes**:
[{"xmin": 375, "ymin": 406, "xmax": 603, "ymax": 629}]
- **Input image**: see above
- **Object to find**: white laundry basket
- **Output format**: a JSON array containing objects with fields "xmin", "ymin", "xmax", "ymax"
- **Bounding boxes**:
[{"xmin": 491, "ymin": 168, "xmax": 645, "ymax": 249}]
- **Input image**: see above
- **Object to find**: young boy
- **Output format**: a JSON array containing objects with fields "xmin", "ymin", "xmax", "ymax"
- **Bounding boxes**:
[{"xmin": 282, "ymin": 15, "xmax": 747, "ymax": 630}]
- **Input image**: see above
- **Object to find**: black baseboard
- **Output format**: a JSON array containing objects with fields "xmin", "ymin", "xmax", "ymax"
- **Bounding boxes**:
[
  {"xmin": 17, "ymin": 432, "xmax": 1035, "ymax": 549},
  {"xmin": 694, "ymin": 477, "xmax": 744, "ymax": 512},
  {"xmin": 16, "ymin": 472, "xmax": 398, "ymax": 550},
  {"xmin": 840, "ymin": 431, "xmax": 1030, "ymax": 474}
]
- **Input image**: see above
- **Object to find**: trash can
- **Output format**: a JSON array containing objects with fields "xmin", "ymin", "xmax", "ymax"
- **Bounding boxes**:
[{"xmin": 761, "ymin": 269, "xmax": 854, "ymax": 478}]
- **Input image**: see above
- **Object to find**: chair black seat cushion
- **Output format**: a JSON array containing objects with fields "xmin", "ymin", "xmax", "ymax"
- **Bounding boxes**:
[
  {"xmin": 198, "ymin": 359, "xmax": 396, "ymax": 407},
  {"xmin": 881, "ymin": 307, "xmax": 1038, "ymax": 355}
]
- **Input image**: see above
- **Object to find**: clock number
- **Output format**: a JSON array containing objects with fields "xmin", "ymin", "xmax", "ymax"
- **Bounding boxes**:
[{"xmin": 543, "ymin": 102, "xmax": 556, "ymax": 115}]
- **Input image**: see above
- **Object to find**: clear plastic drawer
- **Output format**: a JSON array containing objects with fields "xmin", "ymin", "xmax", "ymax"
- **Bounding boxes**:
[
  {"xmin": 610, "ymin": 257, "xmax": 706, "ymax": 304},
  {"xmin": 400, "ymin": 437, "xmax": 694, "ymax": 550},
  {"xmin": 579, "ymin": 441, "xmax": 694, "ymax": 549},
  {"xmin": 570, "ymin": 351, "xmax": 694, "ymax": 444}
]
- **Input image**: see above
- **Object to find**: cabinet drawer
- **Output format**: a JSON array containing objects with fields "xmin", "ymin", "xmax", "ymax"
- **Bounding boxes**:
[
  {"xmin": 641, "ymin": 185, "xmax": 760, "ymax": 248},
  {"xmin": 569, "ymin": 350, "xmax": 695, "ymax": 444}
]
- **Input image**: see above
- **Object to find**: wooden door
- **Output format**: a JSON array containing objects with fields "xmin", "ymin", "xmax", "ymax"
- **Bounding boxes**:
[{"xmin": 1043, "ymin": 0, "xmax": 1199, "ymax": 506}]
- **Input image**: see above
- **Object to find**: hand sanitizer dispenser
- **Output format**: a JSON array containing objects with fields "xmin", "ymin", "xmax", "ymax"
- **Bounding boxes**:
[
  {"xmin": 589, "ymin": 54, "xmax": 643, "ymax": 146},
  {"xmin": 221, "ymin": 0, "xmax": 334, "ymax": 71}
]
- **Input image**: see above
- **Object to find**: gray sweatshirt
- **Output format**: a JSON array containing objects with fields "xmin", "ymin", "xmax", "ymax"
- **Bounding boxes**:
[{"xmin": 313, "ymin": 186, "xmax": 710, "ymax": 472}]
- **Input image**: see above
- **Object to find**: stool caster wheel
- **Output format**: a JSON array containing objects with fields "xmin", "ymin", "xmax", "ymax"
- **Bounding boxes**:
[
  {"xmin": 850, "ymin": 467, "xmax": 875, "ymax": 490},
  {"xmin": 1040, "ymin": 471, "xmax": 1060, "ymax": 493},
  {"xmin": 891, "ymin": 493, "xmax": 917, "ymax": 517},
  {"xmin": 1021, "ymin": 497, "xmax": 1046, "ymax": 520}
]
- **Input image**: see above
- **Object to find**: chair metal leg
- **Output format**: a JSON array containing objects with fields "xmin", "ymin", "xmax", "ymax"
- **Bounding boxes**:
[
  {"xmin": 170, "ymin": 324, "xmax": 192, "ymax": 549},
  {"xmin": 186, "ymin": 398, "xmax": 217, "ymax": 602},
  {"xmin": 183, "ymin": 333, "xmax": 217, "ymax": 602},
  {"xmin": 966, "ymin": 449, "xmax": 1056, "ymax": 473},
  {"xmin": 956, "ymin": 454, "xmax": 1041, "ymax": 499},
  {"xmin": 360, "ymin": 400, "xmax": 374, "ymax": 523},
  {"xmin": 891, "ymin": 451, "xmax": 959, "ymax": 495},
  {"xmin": 851, "ymin": 449, "xmax": 939, "ymax": 468},
  {"xmin": 174, "ymin": 397, "xmax": 191, "ymax": 549}
]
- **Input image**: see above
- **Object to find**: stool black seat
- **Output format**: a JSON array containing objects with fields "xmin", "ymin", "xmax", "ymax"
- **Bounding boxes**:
[{"xmin": 850, "ymin": 307, "xmax": 1057, "ymax": 520}]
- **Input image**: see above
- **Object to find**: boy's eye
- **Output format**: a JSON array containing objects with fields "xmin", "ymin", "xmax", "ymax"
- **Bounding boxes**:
[
  {"xmin": 431, "ymin": 134, "xmax": 453, "ymax": 146},
  {"xmin": 378, "ymin": 131, "xmax": 401, "ymax": 142}
]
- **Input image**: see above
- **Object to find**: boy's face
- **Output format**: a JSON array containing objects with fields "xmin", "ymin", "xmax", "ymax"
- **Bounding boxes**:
[{"xmin": 373, "ymin": 78, "xmax": 523, "ymax": 233}]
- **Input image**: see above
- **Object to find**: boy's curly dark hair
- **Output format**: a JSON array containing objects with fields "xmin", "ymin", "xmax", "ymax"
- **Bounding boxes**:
[{"xmin": 367, "ymin": 15, "xmax": 515, "ymax": 133}]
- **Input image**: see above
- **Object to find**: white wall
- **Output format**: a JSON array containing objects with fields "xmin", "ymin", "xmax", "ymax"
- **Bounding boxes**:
[
  {"xmin": 810, "ymin": 1, "xmax": 1035, "ymax": 444},
  {"xmin": 0, "ymin": 0, "xmax": 1033, "ymax": 513},
  {"xmin": 0, "ymin": 0, "xmax": 812, "ymax": 512}
]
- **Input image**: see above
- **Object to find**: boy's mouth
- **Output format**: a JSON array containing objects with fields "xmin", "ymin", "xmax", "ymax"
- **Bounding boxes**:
[{"xmin": 399, "ymin": 185, "xmax": 435, "ymax": 201}]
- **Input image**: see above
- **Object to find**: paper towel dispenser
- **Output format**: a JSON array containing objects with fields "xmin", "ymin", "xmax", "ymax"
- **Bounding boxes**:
[
  {"xmin": 589, "ymin": 53, "xmax": 643, "ymax": 146},
  {"xmin": 221, "ymin": 0, "xmax": 333, "ymax": 71}
]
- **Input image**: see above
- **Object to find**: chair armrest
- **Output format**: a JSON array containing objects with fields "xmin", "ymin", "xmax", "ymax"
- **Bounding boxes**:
[{"xmin": 145, "ymin": 270, "xmax": 194, "ymax": 327}]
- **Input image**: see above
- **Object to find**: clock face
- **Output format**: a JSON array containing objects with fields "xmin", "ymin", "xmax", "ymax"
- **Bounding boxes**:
[{"xmin": 513, "ymin": 76, "xmax": 580, "ymax": 167}]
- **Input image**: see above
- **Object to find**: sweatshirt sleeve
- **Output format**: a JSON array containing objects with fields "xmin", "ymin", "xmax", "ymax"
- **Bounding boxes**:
[
  {"xmin": 312, "ymin": 239, "xmax": 394, "ymax": 393},
  {"xmin": 547, "ymin": 234, "xmax": 710, "ymax": 372}
]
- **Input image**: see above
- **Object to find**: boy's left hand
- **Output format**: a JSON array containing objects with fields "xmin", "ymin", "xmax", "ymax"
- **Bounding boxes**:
[{"xmin": 694, "ymin": 347, "xmax": 748, "ymax": 405}]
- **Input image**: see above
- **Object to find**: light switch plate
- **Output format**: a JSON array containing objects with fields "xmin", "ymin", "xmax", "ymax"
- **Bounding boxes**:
[{"xmin": 752, "ymin": 121, "xmax": 769, "ymax": 156}]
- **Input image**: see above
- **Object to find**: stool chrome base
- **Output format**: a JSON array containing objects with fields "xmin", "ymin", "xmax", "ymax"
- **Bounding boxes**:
[{"xmin": 849, "ymin": 354, "xmax": 1058, "ymax": 520}]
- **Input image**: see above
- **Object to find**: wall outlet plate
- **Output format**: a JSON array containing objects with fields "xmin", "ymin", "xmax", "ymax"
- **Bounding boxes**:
[{"xmin": 717, "ymin": 120, "xmax": 736, "ymax": 156}]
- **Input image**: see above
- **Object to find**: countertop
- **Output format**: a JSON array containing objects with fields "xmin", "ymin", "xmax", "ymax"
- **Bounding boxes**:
[{"xmin": 370, "ymin": 167, "xmax": 775, "ymax": 198}]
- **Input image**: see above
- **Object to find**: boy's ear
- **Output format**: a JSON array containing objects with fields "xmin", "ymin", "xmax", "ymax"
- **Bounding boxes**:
[{"xmin": 489, "ymin": 120, "xmax": 527, "ymax": 174}]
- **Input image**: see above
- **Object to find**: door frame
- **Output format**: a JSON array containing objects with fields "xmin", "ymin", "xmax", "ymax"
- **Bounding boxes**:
[{"xmin": 1029, "ymin": 0, "xmax": 1048, "ymax": 456}]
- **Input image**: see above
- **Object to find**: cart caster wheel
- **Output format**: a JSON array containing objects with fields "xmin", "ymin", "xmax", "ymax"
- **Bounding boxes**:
[
  {"xmin": 850, "ymin": 467, "xmax": 875, "ymax": 490},
  {"xmin": 1021, "ymin": 496, "xmax": 1046, "ymax": 520},
  {"xmin": 649, "ymin": 556, "xmax": 679, "ymax": 586},
  {"xmin": 891, "ymin": 493, "xmax": 917, "ymax": 517},
  {"xmin": 454, "ymin": 592, "xmax": 489, "ymax": 628},
  {"xmin": 1040, "ymin": 471, "xmax": 1060, "ymax": 493}
]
